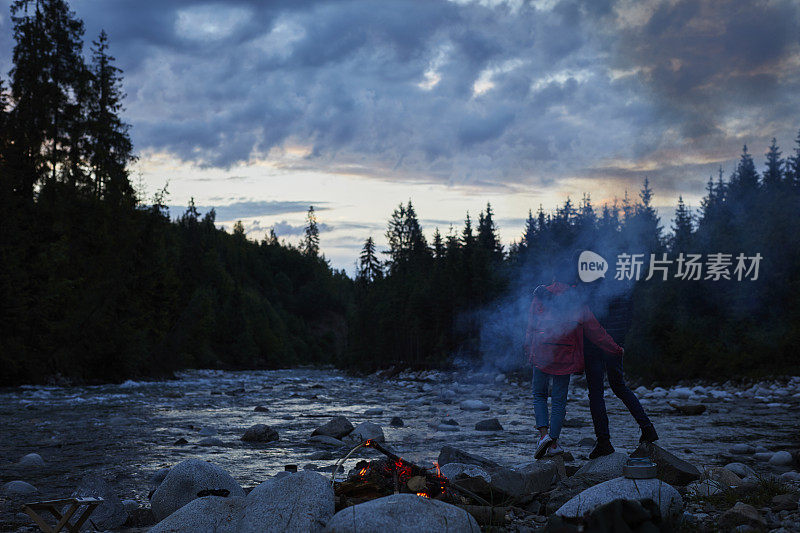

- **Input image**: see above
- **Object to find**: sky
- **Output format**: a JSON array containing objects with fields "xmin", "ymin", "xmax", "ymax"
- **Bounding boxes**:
[{"xmin": 1, "ymin": 0, "xmax": 799, "ymax": 271}]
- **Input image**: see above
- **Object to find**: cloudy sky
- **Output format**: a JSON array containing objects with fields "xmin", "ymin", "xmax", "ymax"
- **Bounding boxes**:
[{"xmin": 2, "ymin": 0, "xmax": 799, "ymax": 270}]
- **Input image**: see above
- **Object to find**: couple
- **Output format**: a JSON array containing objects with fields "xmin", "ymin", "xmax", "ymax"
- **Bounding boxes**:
[{"xmin": 524, "ymin": 256, "xmax": 658, "ymax": 460}]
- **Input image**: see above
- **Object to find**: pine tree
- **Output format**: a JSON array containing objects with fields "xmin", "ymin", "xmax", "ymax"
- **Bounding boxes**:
[
  {"xmin": 431, "ymin": 227, "xmax": 445, "ymax": 260},
  {"xmin": 357, "ymin": 236, "xmax": 382, "ymax": 282},
  {"xmin": 785, "ymin": 130, "xmax": 800, "ymax": 188},
  {"xmin": 670, "ymin": 196, "xmax": 693, "ymax": 252},
  {"xmin": 762, "ymin": 138, "xmax": 783, "ymax": 189},
  {"xmin": 522, "ymin": 209, "xmax": 536, "ymax": 249},
  {"xmin": 88, "ymin": 29, "xmax": 134, "ymax": 201},
  {"xmin": 232, "ymin": 220, "xmax": 246, "ymax": 238},
  {"xmin": 729, "ymin": 144, "xmax": 759, "ymax": 199},
  {"xmin": 461, "ymin": 212, "xmax": 475, "ymax": 249},
  {"xmin": 301, "ymin": 206, "xmax": 320, "ymax": 257},
  {"xmin": 477, "ymin": 202, "xmax": 503, "ymax": 260}
]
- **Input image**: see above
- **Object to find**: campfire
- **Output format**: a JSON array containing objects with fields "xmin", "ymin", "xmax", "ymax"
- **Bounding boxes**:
[{"xmin": 333, "ymin": 440, "xmax": 506, "ymax": 526}]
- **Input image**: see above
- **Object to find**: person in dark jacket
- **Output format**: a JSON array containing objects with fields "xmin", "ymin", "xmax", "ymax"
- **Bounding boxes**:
[{"xmin": 582, "ymin": 279, "xmax": 658, "ymax": 458}]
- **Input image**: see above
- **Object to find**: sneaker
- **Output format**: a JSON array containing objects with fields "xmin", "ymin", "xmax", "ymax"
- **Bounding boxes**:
[
  {"xmin": 589, "ymin": 439, "xmax": 615, "ymax": 459},
  {"xmin": 534, "ymin": 434, "xmax": 553, "ymax": 460},
  {"xmin": 640, "ymin": 425, "xmax": 659, "ymax": 443},
  {"xmin": 546, "ymin": 442, "xmax": 564, "ymax": 456}
]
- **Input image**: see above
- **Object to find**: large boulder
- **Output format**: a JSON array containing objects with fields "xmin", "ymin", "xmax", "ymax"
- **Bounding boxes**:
[
  {"xmin": 71, "ymin": 475, "xmax": 127, "ymax": 531},
  {"xmin": 346, "ymin": 422, "xmax": 385, "ymax": 443},
  {"xmin": 238, "ymin": 471, "xmax": 334, "ymax": 532},
  {"xmin": 437, "ymin": 446, "xmax": 500, "ymax": 469},
  {"xmin": 325, "ymin": 493, "xmax": 480, "ymax": 532},
  {"xmin": 150, "ymin": 472, "xmax": 334, "ymax": 533},
  {"xmin": 556, "ymin": 477, "xmax": 683, "ymax": 522},
  {"xmin": 150, "ymin": 459, "xmax": 246, "ymax": 521},
  {"xmin": 2, "ymin": 480, "xmax": 37, "ymax": 496},
  {"xmin": 312, "ymin": 416, "xmax": 354, "ymax": 440},
  {"xmin": 241, "ymin": 424, "xmax": 279, "ymax": 443},
  {"xmin": 719, "ymin": 502, "xmax": 766, "ymax": 530},
  {"xmin": 631, "ymin": 443, "xmax": 701, "ymax": 485},
  {"xmin": 573, "ymin": 452, "xmax": 628, "ymax": 481},
  {"xmin": 439, "ymin": 463, "xmax": 492, "ymax": 483},
  {"xmin": 149, "ymin": 496, "xmax": 245, "ymax": 533},
  {"xmin": 546, "ymin": 498, "xmax": 669, "ymax": 532},
  {"xmin": 486, "ymin": 462, "xmax": 557, "ymax": 499},
  {"xmin": 546, "ymin": 473, "xmax": 610, "ymax": 514}
]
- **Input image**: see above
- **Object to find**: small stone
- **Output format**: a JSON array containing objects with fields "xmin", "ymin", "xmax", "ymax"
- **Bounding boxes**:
[
  {"xmin": 311, "ymin": 416, "xmax": 354, "ymax": 439},
  {"xmin": 389, "ymin": 417, "xmax": 404, "ymax": 427},
  {"xmin": 364, "ymin": 408, "xmax": 383, "ymax": 416},
  {"xmin": 437, "ymin": 424, "xmax": 459, "ymax": 432},
  {"xmin": 475, "ymin": 418, "xmax": 503, "ymax": 431},
  {"xmin": 754, "ymin": 452, "xmax": 773, "ymax": 461},
  {"xmin": 771, "ymin": 494, "xmax": 799, "ymax": 512},
  {"xmin": 562, "ymin": 418, "xmax": 588, "ymax": 428},
  {"xmin": 725, "ymin": 463, "xmax": 757, "ymax": 479},
  {"xmin": 669, "ymin": 402, "xmax": 707, "ymax": 415},
  {"xmin": 779, "ymin": 471, "xmax": 800, "ymax": 481},
  {"xmin": 2, "ymin": 480, "xmax": 38, "ymax": 496},
  {"xmin": 770, "ymin": 451, "xmax": 794, "ymax": 466},
  {"xmin": 459, "ymin": 399, "xmax": 490, "ymax": 411},
  {"xmin": 347, "ymin": 421, "xmax": 385, "ymax": 443},
  {"xmin": 198, "ymin": 437, "xmax": 224, "ymax": 447},
  {"xmin": 719, "ymin": 502, "xmax": 766, "ymax": 529},
  {"xmin": 441, "ymin": 419, "xmax": 459, "ymax": 426},
  {"xmin": 731, "ymin": 444, "xmax": 755, "ymax": 454},
  {"xmin": 173, "ymin": 437, "xmax": 189, "ymax": 445},
  {"xmin": 309, "ymin": 435, "xmax": 347, "ymax": 447},
  {"xmin": 253, "ymin": 405, "xmax": 269, "ymax": 412},
  {"xmin": 18, "ymin": 453, "xmax": 45, "ymax": 467},
  {"xmin": 578, "ymin": 437, "xmax": 595, "ymax": 447},
  {"xmin": 241, "ymin": 424, "xmax": 279, "ymax": 443},
  {"xmin": 309, "ymin": 451, "xmax": 333, "ymax": 460}
]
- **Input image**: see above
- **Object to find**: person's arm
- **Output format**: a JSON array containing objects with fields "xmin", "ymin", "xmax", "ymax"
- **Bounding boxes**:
[{"xmin": 581, "ymin": 305, "xmax": 624, "ymax": 356}]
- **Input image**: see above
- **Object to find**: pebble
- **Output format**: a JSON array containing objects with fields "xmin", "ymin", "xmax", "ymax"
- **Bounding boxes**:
[
  {"xmin": 389, "ymin": 416, "xmax": 404, "ymax": 427},
  {"xmin": 731, "ymin": 444, "xmax": 754, "ymax": 454},
  {"xmin": 769, "ymin": 451, "xmax": 793, "ymax": 466},
  {"xmin": 779, "ymin": 471, "xmax": 800, "ymax": 481},
  {"xmin": 198, "ymin": 437, "xmax": 224, "ymax": 446},
  {"xmin": 364, "ymin": 408, "xmax": 383, "ymax": 416},
  {"xmin": 754, "ymin": 452, "xmax": 773, "ymax": 461},
  {"xmin": 18, "ymin": 453, "xmax": 45, "ymax": 467},
  {"xmin": 459, "ymin": 399, "xmax": 490, "ymax": 411}
]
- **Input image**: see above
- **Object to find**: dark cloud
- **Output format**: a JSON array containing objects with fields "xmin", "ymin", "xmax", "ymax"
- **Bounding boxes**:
[{"xmin": 1, "ymin": 0, "xmax": 797, "ymax": 197}]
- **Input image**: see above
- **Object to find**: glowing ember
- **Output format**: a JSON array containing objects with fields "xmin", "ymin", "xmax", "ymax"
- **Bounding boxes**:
[{"xmin": 416, "ymin": 492, "xmax": 430, "ymax": 498}]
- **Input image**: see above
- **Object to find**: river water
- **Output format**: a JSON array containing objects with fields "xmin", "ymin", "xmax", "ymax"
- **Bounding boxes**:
[{"xmin": 1, "ymin": 368, "xmax": 799, "ymax": 530}]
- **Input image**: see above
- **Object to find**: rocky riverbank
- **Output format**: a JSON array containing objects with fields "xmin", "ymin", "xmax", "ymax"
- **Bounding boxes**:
[{"xmin": 1, "ymin": 369, "xmax": 799, "ymax": 531}]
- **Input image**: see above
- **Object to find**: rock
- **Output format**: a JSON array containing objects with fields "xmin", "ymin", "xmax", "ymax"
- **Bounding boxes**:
[
  {"xmin": 439, "ymin": 463, "xmax": 492, "ymax": 483},
  {"xmin": 631, "ymin": 443, "xmax": 701, "ymax": 485},
  {"xmin": 309, "ymin": 435, "xmax": 347, "ymax": 447},
  {"xmin": 489, "ymin": 461, "xmax": 556, "ymax": 497},
  {"xmin": 72, "ymin": 475, "xmax": 128, "ymax": 530},
  {"xmin": 2, "ymin": 480, "xmax": 37, "ymax": 496},
  {"xmin": 253, "ymin": 406, "xmax": 269, "ymax": 412},
  {"xmin": 770, "ymin": 451, "xmax": 794, "ymax": 466},
  {"xmin": 173, "ymin": 437, "xmax": 189, "ymax": 445},
  {"xmin": 241, "ymin": 424, "xmax": 279, "ymax": 443},
  {"xmin": 363, "ymin": 408, "xmax": 383, "ymax": 416},
  {"xmin": 150, "ymin": 468, "xmax": 170, "ymax": 489},
  {"xmin": 199, "ymin": 437, "xmax": 224, "ymax": 446},
  {"xmin": 281, "ymin": 415, "xmax": 295, "ymax": 420},
  {"xmin": 725, "ymin": 462, "xmax": 757, "ymax": 479},
  {"xmin": 550, "ymin": 499, "xmax": 669, "ymax": 532},
  {"xmin": 440, "ymin": 418, "xmax": 459, "ymax": 426},
  {"xmin": 771, "ymin": 494, "xmax": 798, "ymax": 512},
  {"xmin": 546, "ymin": 473, "xmax": 618, "ymax": 514},
  {"xmin": 562, "ymin": 418, "xmax": 588, "ymax": 428},
  {"xmin": 325, "ymin": 493, "xmax": 480, "ymax": 532},
  {"xmin": 731, "ymin": 444, "xmax": 755, "ymax": 454},
  {"xmin": 556, "ymin": 476, "xmax": 684, "ymax": 522},
  {"xmin": 573, "ymin": 452, "xmax": 628, "ymax": 481},
  {"xmin": 311, "ymin": 416, "xmax": 354, "ymax": 439},
  {"xmin": 437, "ymin": 446, "xmax": 500, "ymax": 470},
  {"xmin": 122, "ymin": 499, "xmax": 139, "ymax": 512},
  {"xmin": 780, "ymin": 471, "xmax": 800, "ymax": 481},
  {"xmin": 124, "ymin": 507, "xmax": 157, "ymax": 528},
  {"xmin": 754, "ymin": 452, "xmax": 773, "ymax": 461},
  {"xmin": 18, "ymin": 453, "xmax": 45, "ymax": 467},
  {"xmin": 719, "ymin": 502, "xmax": 766, "ymax": 529},
  {"xmin": 150, "ymin": 496, "xmax": 245, "ymax": 533},
  {"xmin": 707, "ymin": 467, "xmax": 742, "ymax": 487},
  {"xmin": 459, "ymin": 399, "xmax": 490, "ymax": 411},
  {"xmin": 436, "ymin": 423, "xmax": 459, "ymax": 432},
  {"xmin": 198, "ymin": 427, "xmax": 217, "ymax": 437},
  {"xmin": 688, "ymin": 479, "xmax": 725, "ymax": 496},
  {"xmin": 237, "ymin": 471, "xmax": 334, "ymax": 532},
  {"xmin": 389, "ymin": 416, "xmax": 404, "ymax": 427},
  {"xmin": 309, "ymin": 451, "xmax": 333, "ymax": 460},
  {"xmin": 347, "ymin": 421, "xmax": 385, "ymax": 443},
  {"xmin": 669, "ymin": 402, "xmax": 707, "ymax": 415},
  {"xmin": 578, "ymin": 437, "xmax": 596, "ymax": 447},
  {"xmin": 475, "ymin": 418, "xmax": 503, "ymax": 431},
  {"xmin": 150, "ymin": 459, "xmax": 246, "ymax": 521}
]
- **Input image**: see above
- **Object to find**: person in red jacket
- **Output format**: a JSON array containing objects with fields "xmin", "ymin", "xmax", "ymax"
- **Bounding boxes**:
[{"xmin": 525, "ymin": 267, "xmax": 624, "ymax": 460}]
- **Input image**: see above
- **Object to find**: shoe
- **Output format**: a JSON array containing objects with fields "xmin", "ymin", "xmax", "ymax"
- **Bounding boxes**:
[
  {"xmin": 534, "ymin": 434, "xmax": 553, "ymax": 460},
  {"xmin": 640, "ymin": 425, "xmax": 659, "ymax": 443},
  {"xmin": 589, "ymin": 439, "xmax": 615, "ymax": 459},
  {"xmin": 546, "ymin": 442, "xmax": 564, "ymax": 456}
]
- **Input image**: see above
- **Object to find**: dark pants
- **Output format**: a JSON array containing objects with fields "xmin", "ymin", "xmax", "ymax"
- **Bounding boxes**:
[{"xmin": 584, "ymin": 345, "xmax": 652, "ymax": 441}]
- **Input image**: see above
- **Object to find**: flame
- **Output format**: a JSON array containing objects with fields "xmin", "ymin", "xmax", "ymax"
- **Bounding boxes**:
[
  {"xmin": 364, "ymin": 439, "xmax": 373, "ymax": 447},
  {"xmin": 433, "ymin": 462, "xmax": 441, "ymax": 477},
  {"xmin": 358, "ymin": 467, "xmax": 368, "ymax": 477},
  {"xmin": 416, "ymin": 492, "xmax": 430, "ymax": 498}
]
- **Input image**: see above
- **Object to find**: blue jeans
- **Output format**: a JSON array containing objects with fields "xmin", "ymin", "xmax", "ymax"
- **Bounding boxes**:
[
  {"xmin": 584, "ymin": 345, "xmax": 652, "ymax": 441},
  {"xmin": 533, "ymin": 368, "xmax": 571, "ymax": 440}
]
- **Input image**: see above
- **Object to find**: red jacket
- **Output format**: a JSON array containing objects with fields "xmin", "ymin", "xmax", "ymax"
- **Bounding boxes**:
[{"xmin": 525, "ymin": 282, "xmax": 623, "ymax": 375}]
